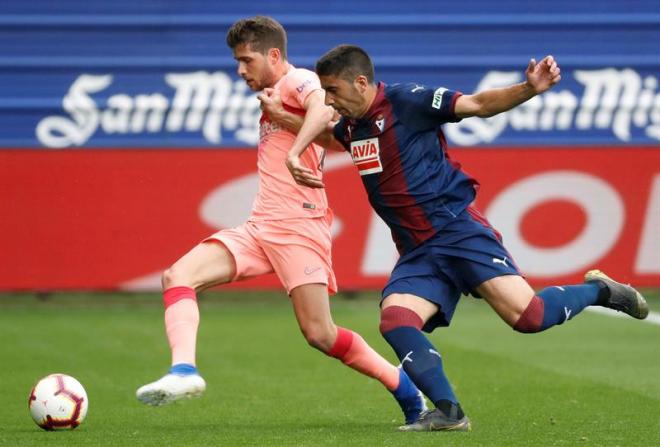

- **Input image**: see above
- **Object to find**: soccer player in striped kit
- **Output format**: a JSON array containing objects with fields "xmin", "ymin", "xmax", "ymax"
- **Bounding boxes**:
[
  {"xmin": 263, "ymin": 44, "xmax": 649, "ymax": 432},
  {"xmin": 136, "ymin": 19, "xmax": 427, "ymax": 426}
]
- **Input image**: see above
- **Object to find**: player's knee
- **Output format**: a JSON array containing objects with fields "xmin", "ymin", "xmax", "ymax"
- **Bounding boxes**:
[
  {"xmin": 161, "ymin": 267, "xmax": 176, "ymax": 289},
  {"xmin": 501, "ymin": 306, "xmax": 526, "ymax": 328},
  {"xmin": 512, "ymin": 296, "xmax": 544, "ymax": 333},
  {"xmin": 161, "ymin": 265, "xmax": 192, "ymax": 290},
  {"xmin": 379, "ymin": 305, "xmax": 424, "ymax": 335},
  {"xmin": 300, "ymin": 324, "xmax": 335, "ymax": 352}
]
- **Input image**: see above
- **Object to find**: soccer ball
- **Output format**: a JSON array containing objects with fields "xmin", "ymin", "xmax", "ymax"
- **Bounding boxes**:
[{"xmin": 28, "ymin": 374, "xmax": 88, "ymax": 430}]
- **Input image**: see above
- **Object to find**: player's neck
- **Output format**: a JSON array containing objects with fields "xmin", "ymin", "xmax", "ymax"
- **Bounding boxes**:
[{"xmin": 357, "ymin": 84, "xmax": 378, "ymax": 118}]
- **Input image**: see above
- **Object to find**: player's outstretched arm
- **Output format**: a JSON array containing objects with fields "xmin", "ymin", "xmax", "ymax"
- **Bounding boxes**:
[{"xmin": 454, "ymin": 55, "xmax": 561, "ymax": 119}]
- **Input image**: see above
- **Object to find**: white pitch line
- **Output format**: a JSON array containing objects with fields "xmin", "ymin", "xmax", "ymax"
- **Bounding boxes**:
[{"xmin": 587, "ymin": 306, "xmax": 660, "ymax": 326}]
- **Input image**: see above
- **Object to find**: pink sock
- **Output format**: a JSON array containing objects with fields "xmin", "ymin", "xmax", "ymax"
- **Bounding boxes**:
[
  {"xmin": 163, "ymin": 286, "xmax": 199, "ymax": 367},
  {"xmin": 328, "ymin": 326, "xmax": 400, "ymax": 391}
]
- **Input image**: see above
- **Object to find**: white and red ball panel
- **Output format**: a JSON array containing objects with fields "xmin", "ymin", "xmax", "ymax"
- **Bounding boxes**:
[{"xmin": 28, "ymin": 374, "xmax": 88, "ymax": 430}]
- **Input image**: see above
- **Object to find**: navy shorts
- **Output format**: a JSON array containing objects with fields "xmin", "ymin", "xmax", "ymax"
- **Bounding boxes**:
[{"xmin": 382, "ymin": 207, "xmax": 521, "ymax": 332}]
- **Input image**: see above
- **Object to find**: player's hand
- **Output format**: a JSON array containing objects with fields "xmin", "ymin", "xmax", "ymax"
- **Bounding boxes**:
[
  {"xmin": 286, "ymin": 153, "xmax": 325, "ymax": 188},
  {"xmin": 258, "ymin": 88, "xmax": 284, "ymax": 121},
  {"xmin": 525, "ymin": 55, "xmax": 561, "ymax": 94}
]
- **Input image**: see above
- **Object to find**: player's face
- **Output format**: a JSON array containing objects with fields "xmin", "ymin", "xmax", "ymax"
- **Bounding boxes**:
[
  {"xmin": 319, "ymin": 74, "xmax": 369, "ymax": 119},
  {"xmin": 232, "ymin": 43, "xmax": 277, "ymax": 91}
]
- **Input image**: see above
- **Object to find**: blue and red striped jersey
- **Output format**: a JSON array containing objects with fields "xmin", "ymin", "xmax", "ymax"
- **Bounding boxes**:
[{"xmin": 333, "ymin": 82, "xmax": 479, "ymax": 255}]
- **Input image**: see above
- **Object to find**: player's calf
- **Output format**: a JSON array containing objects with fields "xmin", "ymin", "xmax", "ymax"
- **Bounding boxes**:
[
  {"xmin": 513, "ymin": 270, "xmax": 648, "ymax": 333},
  {"xmin": 326, "ymin": 326, "xmax": 426, "ymax": 424},
  {"xmin": 380, "ymin": 305, "xmax": 467, "ymax": 427},
  {"xmin": 512, "ymin": 282, "xmax": 602, "ymax": 333}
]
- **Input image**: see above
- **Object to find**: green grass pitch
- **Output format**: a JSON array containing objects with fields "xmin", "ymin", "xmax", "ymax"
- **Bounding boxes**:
[{"xmin": 1, "ymin": 290, "xmax": 659, "ymax": 446}]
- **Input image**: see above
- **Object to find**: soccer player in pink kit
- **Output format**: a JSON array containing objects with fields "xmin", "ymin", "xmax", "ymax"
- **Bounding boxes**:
[{"xmin": 136, "ymin": 16, "xmax": 426, "ymax": 425}]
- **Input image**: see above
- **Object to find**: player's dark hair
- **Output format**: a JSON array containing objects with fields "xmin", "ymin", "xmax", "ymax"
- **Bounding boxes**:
[
  {"xmin": 226, "ymin": 16, "xmax": 287, "ymax": 59},
  {"xmin": 315, "ymin": 45, "xmax": 375, "ymax": 83}
]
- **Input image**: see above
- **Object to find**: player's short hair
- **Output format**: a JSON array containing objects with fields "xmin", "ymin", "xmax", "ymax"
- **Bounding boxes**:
[
  {"xmin": 315, "ymin": 45, "xmax": 375, "ymax": 83},
  {"xmin": 226, "ymin": 16, "xmax": 287, "ymax": 59}
]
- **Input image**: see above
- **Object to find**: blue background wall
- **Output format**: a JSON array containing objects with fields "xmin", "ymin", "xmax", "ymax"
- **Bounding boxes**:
[{"xmin": 1, "ymin": 0, "xmax": 659, "ymax": 147}]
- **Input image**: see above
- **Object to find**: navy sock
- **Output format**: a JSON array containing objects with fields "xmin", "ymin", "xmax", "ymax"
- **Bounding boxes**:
[
  {"xmin": 537, "ymin": 283, "xmax": 601, "ymax": 330},
  {"xmin": 169, "ymin": 363, "xmax": 198, "ymax": 375},
  {"xmin": 382, "ymin": 326, "xmax": 457, "ymax": 407}
]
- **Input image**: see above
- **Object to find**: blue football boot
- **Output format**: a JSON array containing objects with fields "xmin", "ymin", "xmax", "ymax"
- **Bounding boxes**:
[{"xmin": 392, "ymin": 367, "xmax": 427, "ymax": 424}]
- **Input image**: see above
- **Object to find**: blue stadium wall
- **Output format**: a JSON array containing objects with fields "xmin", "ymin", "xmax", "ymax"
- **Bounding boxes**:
[
  {"xmin": 2, "ymin": 1, "xmax": 660, "ymax": 290},
  {"xmin": 1, "ymin": 0, "xmax": 659, "ymax": 148}
]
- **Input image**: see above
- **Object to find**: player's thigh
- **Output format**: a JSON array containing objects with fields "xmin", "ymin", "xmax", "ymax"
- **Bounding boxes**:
[
  {"xmin": 289, "ymin": 283, "xmax": 337, "ymax": 350},
  {"xmin": 381, "ymin": 251, "xmax": 456, "ymax": 328},
  {"xmin": 290, "ymin": 283, "xmax": 334, "ymax": 328},
  {"xmin": 382, "ymin": 293, "xmax": 440, "ymax": 324},
  {"xmin": 163, "ymin": 240, "xmax": 236, "ymax": 291},
  {"xmin": 476, "ymin": 274, "xmax": 536, "ymax": 325}
]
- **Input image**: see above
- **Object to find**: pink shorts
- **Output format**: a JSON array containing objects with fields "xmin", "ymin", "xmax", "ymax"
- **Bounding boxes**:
[{"xmin": 205, "ymin": 213, "xmax": 337, "ymax": 295}]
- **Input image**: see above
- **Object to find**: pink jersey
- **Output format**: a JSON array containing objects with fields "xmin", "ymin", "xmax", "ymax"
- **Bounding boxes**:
[{"xmin": 250, "ymin": 65, "xmax": 328, "ymax": 221}]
